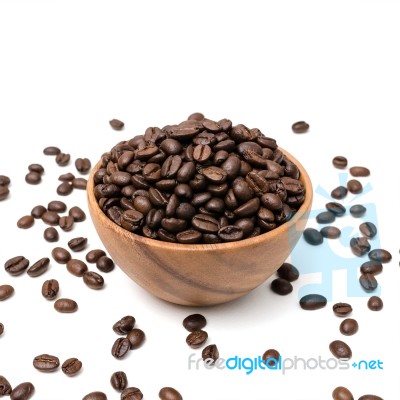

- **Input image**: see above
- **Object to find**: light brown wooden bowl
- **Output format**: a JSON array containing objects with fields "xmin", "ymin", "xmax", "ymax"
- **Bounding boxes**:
[{"xmin": 87, "ymin": 148, "xmax": 313, "ymax": 306}]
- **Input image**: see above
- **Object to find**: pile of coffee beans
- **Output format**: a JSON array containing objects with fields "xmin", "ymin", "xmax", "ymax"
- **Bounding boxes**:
[{"xmin": 93, "ymin": 114, "xmax": 306, "ymax": 243}]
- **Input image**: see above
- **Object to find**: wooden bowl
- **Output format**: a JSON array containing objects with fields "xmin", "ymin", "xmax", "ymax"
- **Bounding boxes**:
[{"xmin": 87, "ymin": 149, "xmax": 313, "ymax": 306}]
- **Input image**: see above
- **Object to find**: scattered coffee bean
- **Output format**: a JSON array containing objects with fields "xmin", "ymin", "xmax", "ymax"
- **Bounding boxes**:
[
  {"xmin": 186, "ymin": 330, "xmax": 208, "ymax": 348},
  {"xmin": 44, "ymin": 227, "xmax": 59, "ymax": 242},
  {"xmin": 303, "ymin": 228, "xmax": 323, "ymax": 245},
  {"xmin": 111, "ymin": 337, "xmax": 131, "ymax": 359},
  {"xmin": 0, "ymin": 375, "xmax": 12, "ymax": 395},
  {"xmin": 43, "ymin": 146, "xmax": 61, "ymax": 155},
  {"xmin": 48, "ymin": 200, "xmax": 67, "ymax": 212},
  {"xmin": 332, "ymin": 156, "xmax": 348, "ymax": 169},
  {"xmin": 368, "ymin": 248, "xmax": 392, "ymax": 263},
  {"xmin": 202, "ymin": 344, "xmax": 219, "ymax": 364},
  {"xmin": 17, "ymin": 215, "xmax": 34, "ymax": 229},
  {"xmin": 316, "ymin": 211, "xmax": 336, "ymax": 224},
  {"xmin": 83, "ymin": 271, "xmax": 104, "ymax": 290},
  {"xmin": 82, "ymin": 391, "xmax": 107, "ymax": 400},
  {"xmin": 188, "ymin": 112, "xmax": 204, "ymax": 121},
  {"xmin": 33, "ymin": 353, "xmax": 60, "ymax": 372},
  {"xmin": 159, "ymin": 387, "xmax": 183, "ymax": 400},
  {"xmin": 86, "ymin": 249, "xmax": 106, "ymax": 263},
  {"xmin": 25, "ymin": 171, "xmax": 41, "ymax": 185},
  {"xmin": 121, "ymin": 387, "xmax": 143, "ymax": 400},
  {"xmin": 68, "ymin": 237, "xmax": 88, "ymax": 252},
  {"xmin": 359, "ymin": 222, "xmax": 377, "ymax": 239},
  {"xmin": 69, "ymin": 206, "xmax": 86, "ymax": 222},
  {"xmin": 10, "ymin": 382, "xmax": 35, "ymax": 400},
  {"xmin": 360, "ymin": 261, "xmax": 383, "ymax": 275},
  {"xmin": 42, "ymin": 210, "xmax": 60, "ymax": 225},
  {"xmin": 4, "ymin": 256, "xmax": 30, "ymax": 276},
  {"xmin": 51, "ymin": 247, "xmax": 71, "ymax": 264},
  {"xmin": 67, "ymin": 259, "xmax": 88, "ymax": 277},
  {"xmin": 113, "ymin": 315, "xmax": 135, "ymax": 335},
  {"xmin": 349, "ymin": 204, "xmax": 366, "ymax": 218},
  {"xmin": 339, "ymin": 318, "xmax": 359, "ymax": 336},
  {"xmin": 329, "ymin": 340, "xmax": 352, "ymax": 359},
  {"xmin": 271, "ymin": 278, "xmax": 293, "ymax": 295},
  {"xmin": 347, "ymin": 179, "xmax": 363, "ymax": 194},
  {"xmin": 72, "ymin": 177, "xmax": 88, "ymax": 189},
  {"xmin": 56, "ymin": 152, "xmax": 70, "ymax": 166},
  {"xmin": 331, "ymin": 186, "xmax": 348, "ymax": 200},
  {"xmin": 61, "ymin": 357, "xmax": 82, "ymax": 376},
  {"xmin": 109, "ymin": 118, "xmax": 125, "ymax": 130},
  {"xmin": 183, "ymin": 313, "xmax": 207, "ymax": 332},
  {"xmin": 359, "ymin": 273, "xmax": 378, "ymax": 292},
  {"xmin": 367, "ymin": 296, "xmax": 383, "ymax": 311},
  {"xmin": 127, "ymin": 328, "xmax": 145, "ymax": 349},
  {"xmin": 57, "ymin": 181, "xmax": 73, "ymax": 196},
  {"xmin": 0, "ymin": 284, "xmax": 14, "ymax": 301},
  {"xmin": 326, "ymin": 202, "xmax": 346, "ymax": 216},
  {"xmin": 59, "ymin": 215, "xmax": 74, "ymax": 231},
  {"xmin": 262, "ymin": 348, "xmax": 280, "ymax": 367},
  {"xmin": 96, "ymin": 255, "xmax": 115, "ymax": 273},
  {"xmin": 291, "ymin": 121, "xmax": 309, "ymax": 133},
  {"xmin": 333, "ymin": 303, "xmax": 352, "ymax": 317},
  {"xmin": 299, "ymin": 294, "xmax": 327, "ymax": 310},
  {"xmin": 0, "ymin": 323, "xmax": 3, "ymax": 336},
  {"xmin": 332, "ymin": 386, "xmax": 354, "ymax": 400},
  {"xmin": 350, "ymin": 237, "xmax": 371, "ymax": 257},
  {"xmin": 358, "ymin": 395, "xmax": 383, "ymax": 400},
  {"xmin": 110, "ymin": 371, "xmax": 128, "ymax": 392},
  {"xmin": 31, "ymin": 205, "xmax": 47, "ymax": 218},
  {"xmin": 277, "ymin": 262, "xmax": 299, "ymax": 282},
  {"xmin": 54, "ymin": 298, "xmax": 78, "ymax": 313},
  {"xmin": 75, "ymin": 158, "xmax": 91, "ymax": 174},
  {"xmin": 349, "ymin": 166, "xmax": 370, "ymax": 177},
  {"xmin": 0, "ymin": 186, "xmax": 9, "ymax": 201},
  {"xmin": 27, "ymin": 257, "xmax": 50, "ymax": 277},
  {"xmin": 28, "ymin": 163, "xmax": 44, "ymax": 174},
  {"xmin": 41, "ymin": 279, "xmax": 59, "ymax": 300},
  {"xmin": 59, "ymin": 172, "xmax": 75, "ymax": 181},
  {"xmin": 320, "ymin": 226, "xmax": 341, "ymax": 239},
  {"xmin": 0, "ymin": 175, "xmax": 11, "ymax": 186}
]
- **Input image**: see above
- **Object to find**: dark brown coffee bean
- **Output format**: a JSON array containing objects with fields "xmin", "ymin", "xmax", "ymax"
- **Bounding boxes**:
[
  {"xmin": 277, "ymin": 263, "xmax": 299, "ymax": 282},
  {"xmin": 331, "ymin": 186, "xmax": 348, "ymax": 199},
  {"xmin": 368, "ymin": 248, "xmax": 392, "ymax": 263},
  {"xmin": 113, "ymin": 315, "xmax": 135, "ymax": 335},
  {"xmin": 0, "ymin": 186, "xmax": 10, "ymax": 201},
  {"xmin": 4, "ymin": 256, "xmax": 29, "ymax": 276},
  {"xmin": 75, "ymin": 158, "xmax": 91, "ymax": 174},
  {"xmin": 291, "ymin": 121, "xmax": 309, "ymax": 133},
  {"xmin": 359, "ymin": 222, "xmax": 377, "ymax": 238},
  {"xmin": 299, "ymin": 294, "xmax": 327, "ymax": 310},
  {"xmin": 262, "ymin": 349, "xmax": 280, "ymax": 367},
  {"xmin": 72, "ymin": 177, "xmax": 88, "ymax": 189},
  {"xmin": 176, "ymin": 229, "xmax": 202, "ymax": 244},
  {"xmin": 59, "ymin": 215, "xmax": 74, "ymax": 231},
  {"xmin": 86, "ymin": 249, "xmax": 106, "ymax": 263},
  {"xmin": 52, "ymin": 247, "xmax": 71, "ymax": 264},
  {"xmin": 332, "ymin": 386, "xmax": 354, "ymax": 400},
  {"xmin": 217, "ymin": 225, "xmax": 243, "ymax": 242},
  {"xmin": 303, "ymin": 228, "xmax": 323, "ymax": 245},
  {"xmin": 367, "ymin": 296, "xmax": 383, "ymax": 311},
  {"xmin": 112, "ymin": 337, "xmax": 131, "ymax": 359},
  {"xmin": 186, "ymin": 330, "xmax": 208, "ymax": 349},
  {"xmin": 339, "ymin": 318, "xmax": 358, "ymax": 336},
  {"xmin": 61, "ymin": 357, "xmax": 82, "ymax": 376},
  {"xmin": 28, "ymin": 163, "xmax": 44, "ymax": 174},
  {"xmin": 174, "ymin": 183, "xmax": 192, "ymax": 199},
  {"xmin": 110, "ymin": 118, "xmax": 124, "ymax": 130},
  {"xmin": 42, "ymin": 279, "xmax": 59, "ymax": 300},
  {"xmin": 358, "ymin": 395, "xmax": 383, "ymax": 400},
  {"xmin": 43, "ymin": 146, "xmax": 61, "ymax": 155},
  {"xmin": 57, "ymin": 181, "xmax": 73, "ymax": 195},
  {"xmin": 326, "ymin": 202, "xmax": 346, "ymax": 216},
  {"xmin": 44, "ymin": 227, "xmax": 59, "ymax": 242},
  {"xmin": 83, "ymin": 271, "xmax": 104, "ymax": 290},
  {"xmin": 0, "ymin": 284, "xmax": 14, "ymax": 301},
  {"xmin": 159, "ymin": 387, "xmax": 183, "ymax": 400},
  {"xmin": 68, "ymin": 237, "xmax": 88, "ymax": 252},
  {"xmin": 82, "ymin": 391, "xmax": 107, "ymax": 400},
  {"xmin": 359, "ymin": 273, "xmax": 378, "ymax": 291},
  {"xmin": 69, "ymin": 206, "xmax": 86, "ymax": 222},
  {"xmin": 0, "ymin": 375, "xmax": 12, "ymax": 395},
  {"xmin": 126, "ymin": 328, "xmax": 145, "ymax": 349},
  {"xmin": 183, "ymin": 314, "xmax": 206, "ymax": 332},
  {"xmin": 188, "ymin": 112, "xmax": 204, "ymax": 121},
  {"xmin": 67, "ymin": 259, "xmax": 88, "ymax": 277},
  {"xmin": 121, "ymin": 387, "xmax": 143, "ymax": 400},
  {"xmin": 360, "ymin": 261, "xmax": 383, "ymax": 275},
  {"xmin": 333, "ymin": 303, "xmax": 352, "ymax": 317},
  {"xmin": 10, "ymin": 382, "xmax": 35, "ymax": 400},
  {"xmin": 202, "ymin": 344, "xmax": 219, "ymax": 364},
  {"xmin": 27, "ymin": 257, "xmax": 50, "ymax": 277},
  {"xmin": 59, "ymin": 172, "xmax": 75, "ymax": 181},
  {"xmin": 201, "ymin": 166, "xmax": 227, "ymax": 184},
  {"xmin": 30, "ymin": 205, "xmax": 46, "ymax": 219},
  {"xmin": 110, "ymin": 371, "xmax": 128, "ymax": 392},
  {"xmin": 96, "ymin": 255, "xmax": 115, "ymax": 272},
  {"xmin": 316, "ymin": 211, "xmax": 336, "ymax": 224},
  {"xmin": 33, "ymin": 353, "xmax": 60, "ymax": 372},
  {"xmin": 261, "ymin": 193, "xmax": 282, "ymax": 211},
  {"xmin": 349, "ymin": 204, "xmax": 366, "ymax": 218},
  {"xmin": 271, "ymin": 278, "xmax": 293, "ymax": 295},
  {"xmin": 332, "ymin": 156, "xmax": 348, "ymax": 169},
  {"xmin": 47, "ymin": 200, "xmax": 66, "ymax": 212},
  {"xmin": 347, "ymin": 179, "xmax": 363, "ymax": 194},
  {"xmin": 192, "ymin": 214, "xmax": 219, "ymax": 233},
  {"xmin": 54, "ymin": 298, "xmax": 78, "ymax": 313},
  {"xmin": 349, "ymin": 166, "xmax": 370, "ymax": 177},
  {"xmin": 0, "ymin": 175, "xmax": 11, "ymax": 186},
  {"xmin": 42, "ymin": 210, "xmax": 60, "ymax": 225},
  {"xmin": 0, "ymin": 323, "xmax": 3, "ymax": 336},
  {"xmin": 56, "ymin": 152, "xmax": 70, "ymax": 166},
  {"xmin": 234, "ymin": 198, "xmax": 260, "ymax": 218},
  {"xmin": 17, "ymin": 215, "xmax": 34, "ymax": 229},
  {"xmin": 350, "ymin": 237, "xmax": 370, "ymax": 257},
  {"xmin": 320, "ymin": 226, "xmax": 341, "ymax": 239},
  {"xmin": 329, "ymin": 340, "xmax": 352, "ymax": 359},
  {"xmin": 25, "ymin": 171, "xmax": 41, "ymax": 184}
]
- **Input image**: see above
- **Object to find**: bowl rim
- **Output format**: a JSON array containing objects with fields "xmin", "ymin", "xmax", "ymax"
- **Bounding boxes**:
[{"xmin": 87, "ymin": 147, "xmax": 313, "ymax": 252}]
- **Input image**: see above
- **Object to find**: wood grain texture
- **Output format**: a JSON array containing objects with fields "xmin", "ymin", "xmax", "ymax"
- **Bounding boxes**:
[{"xmin": 87, "ymin": 148, "xmax": 313, "ymax": 306}]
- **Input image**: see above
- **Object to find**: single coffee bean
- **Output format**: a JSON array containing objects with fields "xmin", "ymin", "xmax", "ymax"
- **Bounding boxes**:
[
  {"xmin": 368, "ymin": 248, "xmax": 392, "ymax": 263},
  {"xmin": 10, "ymin": 382, "xmax": 35, "ymax": 400},
  {"xmin": 0, "ymin": 186, "xmax": 10, "ymax": 201},
  {"xmin": 331, "ymin": 186, "xmax": 348, "ymax": 199},
  {"xmin": 299, "ymin": 294, "xmax": 327, "ymax": 310},
  {"xmin": 339, "ymin": 318, "xmax": 359, "ymax": 336},
  {"xmin": 347, "ymin": 179, "xmax": 363, "ymax": 194},
  {"xmin": 83, "ymin": 271, "xmax": 104, "ymax": 290},
  {"xmin": 350, "ymin": 237, "xmax": 371, "ymax": 257},
  {"xmin": 271, "ymin": 278, "xmax": 293, "ymax": 295},
  {"xmin": 96, "ymin": 255, "xmax": 115, "ymax": 272},
  {"xmin": 183, "ymin": 314, "xmax": 207, "ymax": 331},
  {"xmin": 332, "ymin": 386, "xmax": 354, "ymax": 400},
  {"xmin": 110, "ymin": 371, "xmax": 128, "ymax": 392},
  {"xmin": 360, "ymin": 261, "xmax": 383, "ymax": 275},
  {"xmin": 277, "ymin": 263, "xmax": 299, "ymax": 282},
  {"xmin": 0, "ymin": 375, "xmax": 12, "ymax": 395},
  {"xmin": 202, "ymin": 344, "xmax": 219, "ymax": 364},
  {"xmin": 43, "ymin": 146, "xmax": 61, "ymax": 155},
  {"xmin": 27, "ymin": 257, "xmax": 50, "ymax": 277},
  {"xmin": 329, "ymin": 340, "xmax": 352, "ymax": 359},
  {"xmin": 51, "ymin": 247, "xmax": 71, "ymax": 264},
  {"xmin": 59, "ymin": 172, "xmax": 75, "ymax": 181},
  {"xmin": 326, "ymin": 202, "xmax": 346, "ymax": 216},
  {"xmin": 359, "ymin": 222, "xmax": 377, "ymax": 238},
  {"xmin": 186, "ymin": 330, "xmax": 208, "ymax": 348},
  {"xmin": 0, "ymin": 175, "xmax": 11, "ymax": 186},
  {"xmin": 262, "ymin": 349, "xmax": 280, "ymax": 367},
  {"xmin": 67, "ymin": 259, "xmax": 88, "ymax": 277},
  {"xmin": 54, "ymin": 298, "xmax": 78, "ymax": 313},
  {"xmin": 0, "ymin": 284, "xmax": 14, "ymax": 301},
  {"xmin": 33, "ymin": 353, "xmax": 60, "ymax": 372},
  {"xmin": 113, "ymin": 315, "xmax": 135, "ymax": 335},
  {"xmin": 4, "ymin": 256, "xmax": 29, "ymax": 276},
  {"xmin": 42, "ymin": 279, "xmax": 59, "ymax": 300},
  {"xmin": 75, "ymin": 157, "xmax": 91, "ymax": 174},
  {"xmin": 25, "ymin": 171, "xmax": 41, "ymax": 185},
  {"xmin": 55, "ymin": 152, "xmax": 70, "ymax": 166},
  {"xmin": 48, "ymin": 200, "xmax": 67, "ymax": 212},
  {"xmin": 43, "ymin": 227, "xmax": 59, "ymax": 242},
  {"xmin": 110, "ymin": 118, "xmax": 124, "ymax": 130},
  {"xmin": 73, "ymin": 177, "xmax": 88, "ymax": 189},
  {"xmin": 82, "ymin": 391, "xmax": 107, "ymax": 400},
  {"xmin": 57, "ymin": 181, "xmax": 73, "ymax": 195},
  {"xmin": 42, "ymin": 210, "xmax": 60, "ymax": 225},
  {"xmin": 349, "ymin": 204, "xmax": 366, "ymax": 217},
  {"xmin": 0, "ymin": 323, "xmax": 3, "ymax": 336},
  {"xmin": 316, "ymin": 211, "xmax": 336, "ymax": 224},
  {"xmin": 359, "ymin": 273, "xmax": 378, "ymax": 291},
  {"xmin": 69, "ymin": 206, "xmax": 86, "ymax": 222},
  {"xmin": 121, "ymin": 387, "xmax": 143, "ymax": 400},
  {"xmin": 349, "ymin": 166, "xmax": 370, "ymax": 177},
  {"xmin": 191, "ymin": 214, "xmax": 219, "ymax": 233},
  {"xmin": 112, "ymin": 337, "xmax": 131, "ymax": 359},
  {"xmin": 358, "ymin": 396, "xmax": 383, "ymax": 400},
  {"xmin": 68, "ymin": 237, "xmax": 88, "ymax": 252},
  {"xmin": 16, "ymin": 215, "xmax": 34, "ymax": 229},
  {"xmin": 332, "ymin": 156, "xmax": 348, "ymax": 169},
  {"xmin": 320, "ymin": 226, "xmax": 341, "ymax": 239},
  {"xmin": 31, "ymin": 205, "xmax": 47, "ymax": 218},
  {"xmin": 367, "ymin": 296, "xmax": 383, "ymax": 311},
  {"xmin": 218, "ymin": 225, "xmax": 244, "ymax": 242},
  {"xmin": 126, "ymin": 328, "xmax": 145, "ymax": 349},
  {"xmin": 303, "ymin": 228, "xmax": 323, "ymax": 245},
  {"xmin": 188, "ymin": 112, "xmax": 204, "ymax": 121},
  {"xmin": 86, "ymin": 249, "xmax": 106, "ymax": 263},
  {"xmin": 28, "ymin": 163, "xmax": 44, "ymax": 174},
  {"xmin": 159, "ymin": 387, "xmax": 183, "ymax": 400},
  {"xmin": 61, "ymin": 357, "xmax": 82, "ymax": 376},
  {"xmin": 291, "ymin": 121, "xmax": 309, "ymax": 133},
  {"xmin": 333, "ymin": 303, "xmax": 352, "ymax": 317},
  {"xmin": 59, "ymin": 215, "xmax": 74, "ymax": 231}
]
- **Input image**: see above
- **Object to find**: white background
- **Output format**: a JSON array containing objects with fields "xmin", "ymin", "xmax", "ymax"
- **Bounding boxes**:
[{"xmin": 0, "ymin": 1, "xmax": 399, "ymax": 399}]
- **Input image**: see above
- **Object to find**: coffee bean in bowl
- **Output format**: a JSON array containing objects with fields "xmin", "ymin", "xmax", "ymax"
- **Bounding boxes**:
[{"xmin": 87, "ymin": 115, "xmax": 313, "ymax": 306}]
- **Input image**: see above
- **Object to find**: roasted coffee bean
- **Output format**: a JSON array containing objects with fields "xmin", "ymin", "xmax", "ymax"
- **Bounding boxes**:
[
  {"xmin": 159, "ymin": 387, "xmax": 183, "ymax": 400},
  {"xmin": 121, "ymin": 387, "xmax": 143, "ymax": 400},
  {"xmin": 112, "ymin": 337, "xmax": 131, "ymax": 359},
  {"xmin": 61, "ymin": 357, "xmax": 82, "ymax": 376},
  {"xmin": 262, "ymin": 349, "xmax": 280, "ymax": 367},
  {"xmin": 43, "ymin": 146, "xmax": 61, "ymax": 155},
  {"xmin": 126, "ymin": 328, "xmax": 145, "ymax": 349},
  {"xmin": 83, "ymin": 271, "xmax": 104, "ymax": 290},
  {"xmin": 0, "ymin": 284, "xmax": 14, "ymax": 301},
  {"xmin": 347, "ymin": 179, "xmax": 363, "ymax": 194},
  {"xmin": 42, "ymin": 279, "xmax": 59, "ymax": 300},
  {"xmin": 86, "ymin": 249, "xmax": 106, "ymax": 263},
  {"xmin": 75, "ymin": 158, "xmax": 91, "ymax": 174},
  {"xmin": 339, "ymin": 318, "xmax": 358, "ymax": 336},
  {"xmin": 31, "ymin": 205, "xmax": 46, "ymax": 218},
  {"xmin": 332, "ymin": 156, "xmax": 348, "ymax": 169},
  {"xmin": 0, "ymin": 375, "xmax": 12, "ymax": 395},
  {"xmin": 44, "ymin": 227, "xmax": 59, "ymax": 242},
  {"xmin": 10, "ymin": 382, "xmax": 35, "ymax": 400},
  {"xmin": 175, "ymin": 202, "xmax": 196, "ymax": 220},
  {"xmin": 233, "ymin": 218, "xmax": 254, "ymax": 237},
  {"xmin": 192, "ymin": 214, "xmax": 219, "ymax": 233},
  {"xmin": 28, "ymin": 163, "xmax": 44, "ymax": 174},
  {"xmin": 359, "ymin": 273, "xmax": 378, "ymax": 292},
  {"xmin": 110, "ymin": 371, "xmax": 128, "ymax": 392},
  {"xmin": 0, "ymin": 323, "xmax": 3, "ymax": 336},
  {"xmin": 96, "ymin": 256, "xmax": 115, "ymax": 272},
  {"xmin": 218, "ymin": 225, "xmax": 243, "ymax": 242},
  {"xmin": 176, "ymin": 229, "xmax": 202, "ymax": 244},
  {"xmin": 201, "ymin": 166, "xmax": 227, "ymax": 184},
  {"xmin": 112, "ymin": 316, "xmax": 135, "ymax": 336},
  {"xmin": 333, "ymin": 303, "xmax": 352, "ymax": 317},
  {"xmin": 186, "ymin": 330, "xmax": 208, "ymax": 349},
  {"xmin": 359, "ymin": 222, "xmax": 377, "ymax": 238},
  {"xmin": 271, "ymin": 278, "xmax": 293, "ymax": 295},
  {"xmin": 110, "ymin": 118, "xmax": 124, "ymax": 130},
  {"xmin": 69, "ymin": 206, "xmax": 86, "ymax": 222},
  {"xmin": 188, "ymin": 112, "xmax": 204, "ymax": 121},
  {"xmin": 27, "ymin": 257, "xmax": 50, "ymax": 277},
  {"xmin": 332, "ymin": 386, "xmax": 354, "ymax": 400},
  {"xmin": 349, "ymin": 204, "xmax": 366, "ymax": 217},
  {"xmin": 316, "ymin": 211, "xmax": 335, "ymax": 224},
  {"xmin": 72, "ymin": 177, "xmax": 88, "ymax": 189},
  {"xmin": 59, "ymin": 172, "xmax": 75, "ymax": 181},
  {"xmin": 277, "ymin": 262, "xmax": 299, "ymax": 282},
  {"xmin": 68, "ymin": 237, "xmax": 88, "ymax": 252},
  {"xmin": 303, "ymin": 228, "xmax": 323, "ymax": 245},
  {"xmin": 367, "ymin": 296, "xmax": 383, "ymax": 311},
  {"xmin": 82, "ymin": 391, "xmax": 107, "ymax": 400},
  {"xmin": 67, "ymin": 259, "xmax": 88, "ymax": 277},
  {"xmin": 174, "ymin": 183, "xmax": 192, "ymax": 199},
  {"xmin": 4, "ymin": 256, "xmax": 29, "ymax": 276},
  {"xmin": 291, "ymin": 121, "xmax": 309, "ymax": 133},
  {"xmin": 52, "ymin": 247, "xmax": 71, "ymax": 264},
  {"xmin": 33, "ymin": 353, "xmax": 60, "ymax": 372},
  {"xmin": 17, "ymin": 215, "xmax": 34, "ymax": 229},
  {"xmin": 57, "ymin": 181, "xmax": 73, "ymax": 195},
  {"xmin": 331, "ymin": 186, "xmax": 348, "ymax": 199},
  {"xmin": 202, "ymin": 344, "xmax": 219, "ymax": 364},
  {"xmin": 0, "ymin": 175, "xmax": 11, "ymax": 186},
  {"xmin": 56, "ymin": 152, "xmax": 70, "ymax": 166},
  {"xmin": 234, "ymin": 197, "xmax": 260, "ymax": 218},
  {"xmin": 349, "ymin": 166, "xmax": 370, "ymax": 177},
  {"xmin": 358, "ymin": 395, "xmax": 383, "ymax": 400},
  {"xmin": 261, "ymin": 193, "xmax": 282, "ymax": 211},
  {"xmin": 299, "ymin": 294, "xmax": 327, "ymax": 310},
  {"xmin": 48, "ymin": 200, "xmax": 67, "ymax": 212},
  {"xmin": 42, "ymin": 210, "xmax": 60, "ymax": 225},
  {"xmin": 0, "ymin": 186, "xmax": 10, "ymax": 201},
  {"xmin": 368, "ymin": 248, "xmax": 392, "ymax": 263},
  {"xmin": 183, "ymin": 313, "xmax": 206, "ymax": 332},
  {"xmin": 329, "ymin": 340, "xmax": 352, "ymax": 359},
  {"xmin": 350, "ymin": 237, "xmax": 370, "ymax": 257},
  {"xmin": 320, "ymin": 226, "xmax": 341, "ymax": 239},
  {"xmin": 58, "ymin": 215, "xmax": 74, "ymax": 231},
  {"xmin": 25, "ymin": 171, "xmax": 41, "ymax": 184},
  {"xmin": 360, "ymin": 261, "xmax": 383, "ymax": 275},
  {"xmin": 54, "ymin": 298, "xmax": 78, "ymax": 313}
]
